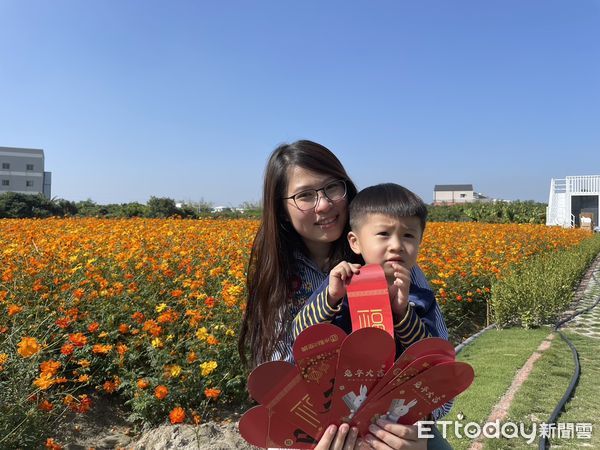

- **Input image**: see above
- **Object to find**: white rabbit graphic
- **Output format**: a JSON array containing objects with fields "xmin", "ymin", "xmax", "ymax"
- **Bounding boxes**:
[
  {"xmin": 386, "ymin": 398, "xmax": 417, "ymax": 422},
  {"xmin": 342, "ymin": 384, "xmax": 368, "ymax": 416}
]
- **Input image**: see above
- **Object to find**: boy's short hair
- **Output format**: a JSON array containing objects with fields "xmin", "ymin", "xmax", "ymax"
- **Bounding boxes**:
[{"xmin": 349, "ymin": 183, "xmax": 428, "ymax": 232}]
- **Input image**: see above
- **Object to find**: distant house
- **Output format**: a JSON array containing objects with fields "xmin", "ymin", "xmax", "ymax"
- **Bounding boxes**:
[
  {"xmin": 547, "ymin": 175, "xmax": 600, "ymax": 229},
  {"xmin": 433, "ymin": 184, "xmax": 490, "ymax": 205},
  {"xmin": 0, "ymin": 146, "xmax": 52, "ymax": 199}
]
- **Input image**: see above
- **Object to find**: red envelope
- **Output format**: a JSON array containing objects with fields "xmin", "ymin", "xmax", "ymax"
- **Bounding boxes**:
[
  {"xmin": 247, "ymin": 360, "xmax": 328, "ymax": 438},
  {"xmin": 352, "ymin": 361, "xmax": 474, "ymax": 434},
  {"xmin": 293, "ymin": 323, "xmax": 347, "ymax": 413},
  {"xmin": 370, "ymin": 353, "xmax": 455, "ymax": 403},
  {"xmin": 368, "ymin": 337, "xmax": 456, "ymax": 401},
  {"xmin": 346, "ymin": 264, "xmax": 394, "ymax": 337},
  {"xmin": 327, "ymin": 327, "xmax": 395, "ymax": 425},
  {"xmin": 238, "ymin": 405, "xmax": 318, "ymax": 449}
]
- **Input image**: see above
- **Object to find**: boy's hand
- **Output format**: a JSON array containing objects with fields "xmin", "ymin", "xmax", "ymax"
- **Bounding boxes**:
[
  {"xmin": 389, "ymin": 263, "xmax": 411, "ymax": 320},
  {"xmin": 327, "ymin": 261, "xmax": 361, "ymax": 308}
]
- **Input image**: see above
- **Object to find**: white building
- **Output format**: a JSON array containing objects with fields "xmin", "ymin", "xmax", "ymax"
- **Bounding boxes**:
[
  {"xmin": 546, "ymin": 175, "xmax": 600, "ymax": 228},
  {"xmin": 0, "ymin": 146, "xmax": 52, "ymax": 199}
]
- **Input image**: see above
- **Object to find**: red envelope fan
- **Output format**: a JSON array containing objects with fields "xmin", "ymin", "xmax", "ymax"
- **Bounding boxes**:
[
  {"xmin": 247, "ymin": 360, "xmax": 328, "ymax": 438},
  {"xmin": 293, "ymin": 323, "xmax": 347, "ymax": 413},
  {"xmin": 370, "ymin": 353, "xmax": 455, "ymax": 403},
  {"xmin": 239, "ymin": 405, "xmax": 318, "ymax": 449},
  {"xmin": 327, "ymin": 327, "xmax": 395, "ymax": 425},
  {"xmin": 367, "ymin": 337, "xmax": 456, "ymax": 401},
  {"xmin": 353, "ymin": 361, "xmax": 474, "ymax": 434},
  {"xmin": 346, "ymin": 264, "xmax": 394, "ymax": 337}
]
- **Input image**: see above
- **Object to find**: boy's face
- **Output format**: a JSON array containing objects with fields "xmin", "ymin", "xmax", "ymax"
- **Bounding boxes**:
[{"xmin": 347, "ymin": 213, "xmax": 423, "ymax": 282}]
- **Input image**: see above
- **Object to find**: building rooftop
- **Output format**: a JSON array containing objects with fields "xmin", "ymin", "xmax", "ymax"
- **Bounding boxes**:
[{"xmin": 434, "ymin": 184, "xmax": 474, "ymax": 192}]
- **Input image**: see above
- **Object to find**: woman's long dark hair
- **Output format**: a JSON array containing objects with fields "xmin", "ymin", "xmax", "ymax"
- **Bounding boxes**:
[{"xmin": 238, "ymin": 140, "xmax": 358, "ymax": 368}]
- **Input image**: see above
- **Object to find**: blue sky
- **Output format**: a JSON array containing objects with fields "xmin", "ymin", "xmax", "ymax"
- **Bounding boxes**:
[{"xmin": 1, "ymin": 1, "xmax": 599, "ymax": 206}]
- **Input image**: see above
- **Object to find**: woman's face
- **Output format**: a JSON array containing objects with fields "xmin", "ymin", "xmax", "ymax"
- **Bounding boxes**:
[{"xmin": 284, "ymin": 166, "xmax": 348, "ymax": 254}]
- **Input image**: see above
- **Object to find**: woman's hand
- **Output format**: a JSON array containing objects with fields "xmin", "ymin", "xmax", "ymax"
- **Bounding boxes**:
[
  {"xmin": 315, "ymin": 423, "xmax": 362, "ymax": 450},
  {"xmin": 359, "ymin": 419, "xmax": 426, "ymax": 450},
  {"xmin": 327, "ymin": 262, "xmax": 361, "ymax": 307}
]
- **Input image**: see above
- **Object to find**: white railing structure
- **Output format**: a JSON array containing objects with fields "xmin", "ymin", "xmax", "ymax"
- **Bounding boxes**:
[{"xmin": 547, "ymin": 175, "xmax": 600, "ymax": 228}]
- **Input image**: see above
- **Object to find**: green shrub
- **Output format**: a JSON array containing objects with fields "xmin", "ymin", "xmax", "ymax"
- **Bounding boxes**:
[{"xmin": 491, "ymin": 234, "xmax": 600, "ymax": 328}]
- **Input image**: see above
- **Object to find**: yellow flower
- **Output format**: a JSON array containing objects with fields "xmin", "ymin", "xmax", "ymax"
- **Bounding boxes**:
[
  {"xmin": 0, "ymin": 353, "xmax": 7, "ymax": 365},
  {"xmin": 225, "ymin": 329, "xmax": 235, "ymax": 337},
  {"xmin": 155, "ymin": 303, "xmax": 168, "ymax": 313},
  {"xmin": 170, "ymin": 365, "xmax": 182, "ymax": 378},
  {"xmin": 196, "ymin": 327, "xmax": 208, "ymax": 341},
  {"xmin": 151, "ymin": 337, "xmax": 163, "ymax": 349},
  {"xmin": 166, "ymin": 334, "xmax": 174, "ymax": 341},
  {"xmin": 17, "ymin": 336, "xmax": 41, "ymax": 358},
  {"xmin": 200, "ymin": 361, "xmax": 218, "ymax": 377}
]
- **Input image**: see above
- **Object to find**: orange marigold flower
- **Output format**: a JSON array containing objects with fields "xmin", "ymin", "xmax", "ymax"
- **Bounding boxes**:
[
  {"xmin": 60, "ymin": 343, "xmax": 75, "ymax": 355},
  {"xmin": 137, "ymin": 378, "xmax": 149, "ymax": 389},
  {"xmin": 73, "ymin": 288, "xmax": 85, "ymax": 299},
  {"xmin": 204, "ymin": 296, "xmax": 215, "ymax": 308},
  {"xmin": 87, "ymin": 322, "xmax": 100, "ymax": 333},
  {"xmin": 187, "ymin": 351, "xmax": 198, "ymax": 364},
  {"xmin": 171, "ymin": 289, "xmax": 184, "ymax": 298},
  {"xmin": 68, "ymin": 333, "xmax": 87, "ymax": 347},
  {"xmin": 77, "ymin": 359, "xmax": 90, "ymax": 368},
  {"xmin": 17, "ymin": 336, "xmax": 41, "ymax": 358},
  {"xmin": 103, "ymin": 380, "xmax": 117, "ymax": 393},
  {"xmin": 45, "ymin": 438, "xmax": 62, "ymax": 450},
  {"xmin": 77, "ymin": 374, "xmax": 90, "ymax": 383},
  {"xmin": 154, "ymin": 385, "xmax": 169, "ymax": 400},
  {"xmin": 40, "ymin": 360, "xmax": 61, "ymax": 376},
  {"xmin": 39, "ymin": 399, "xmax": 54, "ymax": 412},
  {"xmin": 118, "ymin": 323, "xmax": 130, "ymax": 334},
  {"xmin": 55, "ymin": 317, "xmax": 71, "ymax": 329},
  {"xmin": 169, "ymin": 406, "xmax": 186, "ymax": 424},
  {"xmin": 204, "ymin": 388, "xmax": 221, "ymax": 400},
  {"xmin": 92, "ymin": 344, "xmax": 113, "ymax": 355},
  {"xmin": 116, "ymin": 343, "xmax": 128, "ymax": 356},
  {"xmin": 132, "ymin": 311, "xmax": 145, "ymax": 323},
  {"xmin": 7, "ymin": 304, "xmax": 23, "ymax": 316},
  {"xmin": 206, "ymin": 335, "xmax": 219, "ymax": 346}
]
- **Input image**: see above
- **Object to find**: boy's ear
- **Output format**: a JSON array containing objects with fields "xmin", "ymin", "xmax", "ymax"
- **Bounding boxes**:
[{"xmin": 347, "ymin": 231, "xmax": 362, "ymax": 255}]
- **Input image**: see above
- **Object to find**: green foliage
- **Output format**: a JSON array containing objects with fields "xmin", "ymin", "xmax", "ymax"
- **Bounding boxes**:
[
  {"xmin": 0, "ymin": 193, "xmax": 264, "ymax": 219},
  {"xmin": 491, "ymin": 235, "xmax": 600, "ymax": 328},
  {"xmin": 428, "ymin": 201, "xmax": 547, "ymax": 224},
  {"xmin": 0, "ymin": 192, "xmax": 63, "ymax": 218}
]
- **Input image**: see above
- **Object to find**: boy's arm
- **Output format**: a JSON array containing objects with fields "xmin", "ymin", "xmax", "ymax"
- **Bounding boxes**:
[
  {"xmin": 393, "ymin": 303, "xmax": 432, "ymax": 348},
  {"xmin": 292, "ymin": 277, "xmax": 343, "ymax": 340}
]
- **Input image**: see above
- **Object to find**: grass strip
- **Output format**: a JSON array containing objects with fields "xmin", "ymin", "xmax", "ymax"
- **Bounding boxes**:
[
  {"xmin": 481, "ymin": 328, "xmax": 572, "ymax": 449},
  {"xmin": 546, "ymin": 331, "xmax": 600, "ymax": 449},
  {"xmin": 443, "ymin": 327, "xmax": 552, "ymax": 450}
]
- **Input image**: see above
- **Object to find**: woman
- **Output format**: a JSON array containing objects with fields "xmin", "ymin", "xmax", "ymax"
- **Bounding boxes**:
[{"xmin": 239, "ymin": 140, "xmax": 451, "ymax": 449}]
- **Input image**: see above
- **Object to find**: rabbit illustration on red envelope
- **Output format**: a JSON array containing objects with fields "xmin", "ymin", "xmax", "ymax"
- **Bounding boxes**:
[{"xmin": 239, "ymin": 265, "xmax": 475, "ymax": 448}]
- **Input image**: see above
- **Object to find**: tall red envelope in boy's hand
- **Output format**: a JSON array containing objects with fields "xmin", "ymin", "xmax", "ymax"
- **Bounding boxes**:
[
  {"xmin": 293, "ymin": 323, "xmax": 347, "ymax": 413},
  {"xmin": 346, "ymin": 264, "xmax": 394, "ymax": 337}
]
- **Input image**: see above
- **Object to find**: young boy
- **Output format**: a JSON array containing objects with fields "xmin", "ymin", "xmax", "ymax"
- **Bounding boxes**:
[{"xmin": 292, "ymin": 182, "xmax": 440, "ymax": 355}]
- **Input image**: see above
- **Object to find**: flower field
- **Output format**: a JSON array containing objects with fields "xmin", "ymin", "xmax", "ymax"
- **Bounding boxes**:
[{"xmin": 0, "ymin": 218, "xmax": 592, "ymax": 446}]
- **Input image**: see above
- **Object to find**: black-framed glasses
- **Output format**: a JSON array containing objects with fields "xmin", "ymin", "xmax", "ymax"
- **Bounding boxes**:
[{"xmin": 283, "ymin": 179, "xmax": 347, "ymax": 211}]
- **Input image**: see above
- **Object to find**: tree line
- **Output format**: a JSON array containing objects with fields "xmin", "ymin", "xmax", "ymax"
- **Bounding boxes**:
[{"xmin": 0, "ymin": 192, "xmax": 546, "ymax": 223}]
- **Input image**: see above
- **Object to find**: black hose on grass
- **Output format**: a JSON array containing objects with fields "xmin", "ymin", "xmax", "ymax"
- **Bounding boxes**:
[
  {"xmin": 454, "ymin": 324, "xmax": 496, "ymax": 355},
  {"xmin": 538, "ymin": 268, "xmax": 600, "ymax": 450}
]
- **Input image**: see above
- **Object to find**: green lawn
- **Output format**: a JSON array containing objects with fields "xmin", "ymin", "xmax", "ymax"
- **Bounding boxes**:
[
  {"xmin": 444, "ymin": 327, "xmax": 554, "ymax": 449},
  {"xmin": 440, "ymin": 326, "xmax": 598, "ymax": 449}
]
